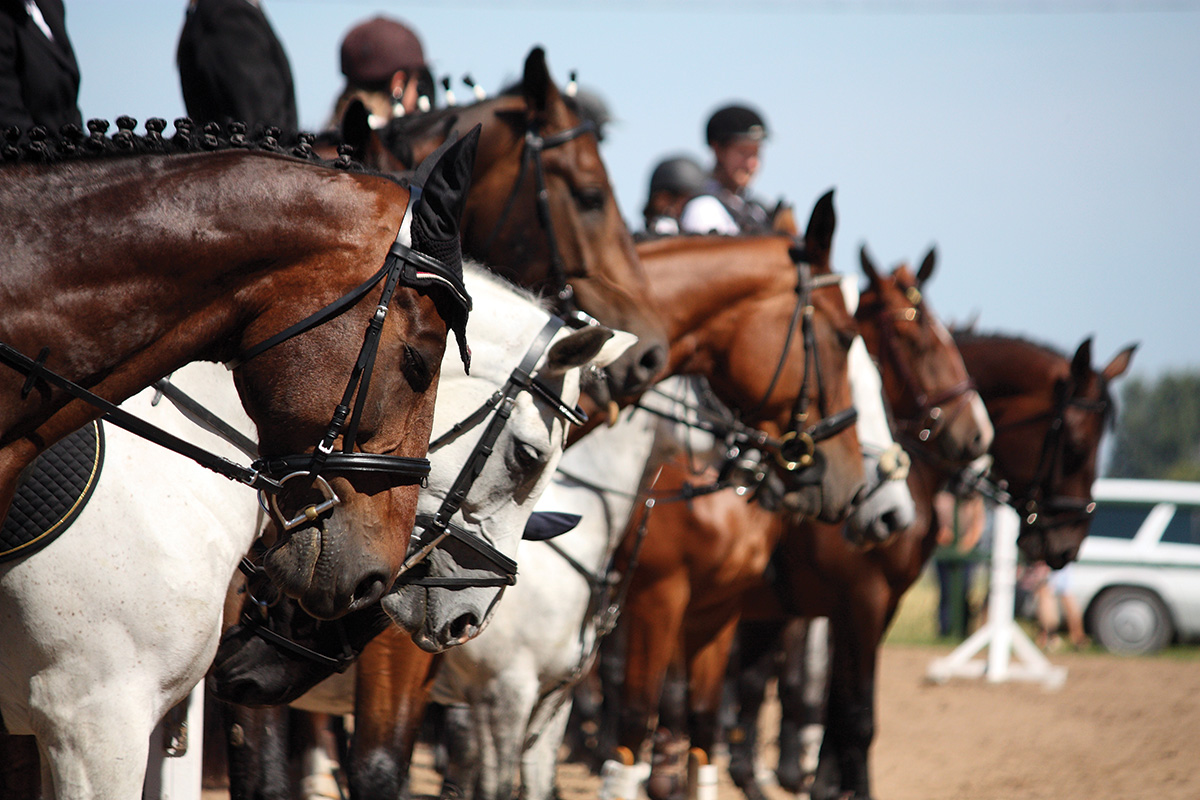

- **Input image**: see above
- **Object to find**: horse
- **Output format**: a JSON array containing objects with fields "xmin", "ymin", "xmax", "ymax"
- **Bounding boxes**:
[
  {"xmin": 725, "ymin": 246, "xmax": 996, "ymax": 800},
  {"xmin": 0, "ymin": 261, "xmax": 631, "ymax": 800},
  {"xmin": 336, "ymin": 46, "xmax": 670, "ymax": 403},
  {"xmin": 0, "ymin": 120, "xmax": 480, "ymax": 621},
  {"xmin": 728, "ymin": 294, "xmax": 1135, "ymax": 800},
  {"xmin": 954, "ymin": 331, "xmax": 1136, "ymax": 569}
]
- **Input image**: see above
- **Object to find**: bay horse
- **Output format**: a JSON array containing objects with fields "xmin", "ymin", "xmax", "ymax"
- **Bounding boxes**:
[
  {"xmin": 610, "ymin": 243, "xmax": 994, "ymax": 800},
  {"xmin": 728, "ymin": 289, "xmax": 1135, "ymax": 800},
  {"xmin": 337, "ymin": 46, "xmax": 670, "ymax": 403},
  {"xmin": 0, "ymin": 121, "xmax": 478, "ymax": 621},
  {"xmin": 0, "ymin": 262, "xmax": 630, "ymax": 800}
]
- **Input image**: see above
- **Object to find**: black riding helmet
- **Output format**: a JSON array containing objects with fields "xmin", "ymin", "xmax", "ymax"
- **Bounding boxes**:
[
  {"xmin": 649, "ymin": 155, "xmax": 708, "ymax": 196},
  {"xmin": 705, "ymin": 104, "xmax": 768, "ymax": 145}
]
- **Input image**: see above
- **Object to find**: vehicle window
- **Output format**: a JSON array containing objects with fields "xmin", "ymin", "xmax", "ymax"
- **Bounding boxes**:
[
  {"xmin": 1088, "ymin": 504, "xmax": 1149, "ymax": 540},
  {"xmin": 1160, "ymin": 505, "xmax": 1200, "ymax": 546}
]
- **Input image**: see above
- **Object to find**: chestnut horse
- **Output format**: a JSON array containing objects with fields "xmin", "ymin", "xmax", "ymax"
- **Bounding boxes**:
[
  {"xmin": 0, "ymin": 121, "xmax": 478, "ymax": 620},
  {"xmin": 613, "ymin": 245, "xmax": 995, "ymax": 800},
  {"xmin": 729, "ymin": 320, "xmax": 1135, "ymax": 800},
  {"xmin": 726, "ymin": 247, "xmax": 995, "ymax": 800}
]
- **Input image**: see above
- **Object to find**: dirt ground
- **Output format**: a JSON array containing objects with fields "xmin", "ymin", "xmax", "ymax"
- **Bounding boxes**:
[{"xmin": 401, "ymin": 643, "xmax": 1199, "ymax": 800}]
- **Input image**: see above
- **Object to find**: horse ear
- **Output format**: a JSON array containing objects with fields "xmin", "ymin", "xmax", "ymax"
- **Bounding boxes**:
[
  {"xmin": 340, "ymin": 99, "xmax": 373, "ymax": 160},
  {"xmin": 522, "ymin": 46, "xmax": 555, "ymax": 115},
  {"xmin": 859, "ymin": 244, "xmax": 880, "ymax": 285},
  {"xmin": 916, "ymin": 247, "xmax": 937, "ymax": 286},
  {"xmin": 542, "ymin": 326, "xmax": 636, "ymax": 375},
  {"xmin": 1070, "ymin": 337, "xmax": 1093, "ymax": 382},
  {"xmin": 803, "ymin": 189, "xmax": 836, "ymax": 268},
  {"xmin": 412, "ymin": 124, "xmax": 481, "ymax": 243},
  {"xmin": 1101, "ymin": 343, "xmax": 1138, "ymax": 381}
]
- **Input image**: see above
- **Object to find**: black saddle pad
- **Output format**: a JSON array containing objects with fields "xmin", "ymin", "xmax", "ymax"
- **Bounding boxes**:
[{"xmin": 0, "ymin": 421, "xmax": 105, "ymax": 563}]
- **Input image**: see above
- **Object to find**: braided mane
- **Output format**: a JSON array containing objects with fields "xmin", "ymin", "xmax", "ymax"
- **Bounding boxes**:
[{"xmin": 1, "ymin": 116, "xmax": 365, "ymax": 171}]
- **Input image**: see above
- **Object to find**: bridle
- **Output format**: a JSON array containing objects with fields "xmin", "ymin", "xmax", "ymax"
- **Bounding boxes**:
[
  {"xmin": 389, "ymin": 314, "xmax": 588, "ymax": 589},
  {"xmin": 0, "ymin": 188, "xmax": 471, "ymax": 536},
  {"xmin": 734, "ymin": 254, "xmax": 859, "ymax": 482},
  {"xmin": 954, "ymin": 375, "xmax": 1109, "ymax": 537},
  {"xmin": 864, "ymin": 282, "xmax": 978, "ymax": 455},
  {"xmin": 998, "ymin": 375, "xmax": 1109, "ymax": 534},
  {"xmin": 479, "ymin": 115, "xmax": 599, "ymax": 323}
]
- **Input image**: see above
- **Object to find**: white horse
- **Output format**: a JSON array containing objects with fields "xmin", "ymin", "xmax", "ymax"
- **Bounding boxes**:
[
  {"xmin": 430, "ymin": 277, "xmax": 915, "ymax": 800},
  {"xmin": 0, "ymin": 263, "xmax": 634, "ymax": 800}
]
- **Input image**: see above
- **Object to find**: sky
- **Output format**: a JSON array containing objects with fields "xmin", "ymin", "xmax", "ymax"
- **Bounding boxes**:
[{"xmin": 65, "ymin": 0, "xmax": 1200, "ymax": 383}]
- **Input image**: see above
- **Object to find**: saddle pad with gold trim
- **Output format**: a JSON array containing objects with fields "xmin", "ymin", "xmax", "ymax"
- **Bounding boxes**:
[{"xmin": 0, "ymin": 421, "xmax": 104, "ymax": 563}]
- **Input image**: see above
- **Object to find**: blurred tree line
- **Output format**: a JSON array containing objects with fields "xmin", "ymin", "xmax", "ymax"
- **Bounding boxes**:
[{"xmin": 1107, "ymin": 371, "xmax": 1200, "ymax": 480}]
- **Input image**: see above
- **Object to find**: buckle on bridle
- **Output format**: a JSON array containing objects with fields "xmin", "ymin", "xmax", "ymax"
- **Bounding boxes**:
[
  {"xmin": 776, "ymin": 430, "xmax": 816, "ymax": 471},
  {"xmin": 270, "ymin": 472, "xmax": 343, "ymax": 531}
]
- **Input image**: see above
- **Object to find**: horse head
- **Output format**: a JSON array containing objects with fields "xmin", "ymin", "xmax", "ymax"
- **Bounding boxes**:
[
  {"xmin": 857, "ymin": 246, "xmax": 994, "ymax": 467},
  {"xmin": 343, "ymin": 47, "xmax": 669, "ymax": 405},
  {"xmin": 381, "ymin": 268, "xmax": 637, "ymax": 652},
  {"xmin": 958, "ymin": 333, "xmax": 1137, "ymax": 568},
  {"xmin": 237, "ymin": 130, "xmax": 479, "ymax": 619}
]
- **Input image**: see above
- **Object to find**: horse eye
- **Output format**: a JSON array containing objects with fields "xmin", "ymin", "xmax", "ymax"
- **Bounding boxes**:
[
  {"xmin": 575, "ymin": 187, "xmax": 606, "ymax": 212},
  {"xmin": 513, "ymin": 441, "xmax": 544, "ymax": 468}
]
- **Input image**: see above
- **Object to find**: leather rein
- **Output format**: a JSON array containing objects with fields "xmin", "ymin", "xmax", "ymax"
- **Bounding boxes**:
[{"xmin": 0, "ymin": 187, "xmax": 471, "ymax": 534}]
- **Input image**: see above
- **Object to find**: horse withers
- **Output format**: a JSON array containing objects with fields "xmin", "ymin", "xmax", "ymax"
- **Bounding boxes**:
[{"xmin": 0, "ymin": 121, "xmax": 480, "ymax": 620}]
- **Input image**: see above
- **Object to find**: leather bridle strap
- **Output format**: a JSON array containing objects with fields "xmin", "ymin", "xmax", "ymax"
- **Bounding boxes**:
[
  {"xmin": 392, "ymin": 315, "xmax": 585, "ymax": 588},
  {"xmin": 0, "ymin": 340, "xmax": 282, "ymax": 492},
  {"xmin": 479, "ymin": 119, "xmax": 597, "ymax": 308}
]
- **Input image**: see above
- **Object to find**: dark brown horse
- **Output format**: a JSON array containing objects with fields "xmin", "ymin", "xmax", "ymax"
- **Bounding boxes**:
[
  {"xmin": 729, "ymin": 308, "xmax": 1135, "ymax": 800},
  {"xmin": 616, "ymin": 246, "xmax": 994, "ymax": 800},
  {"xmin": 0, "ymin": 122, "xmax": 479, "ymax": 619},
  {"xmin": 337, "ymin": 46, "xmax": 669, "ymax": 402}
]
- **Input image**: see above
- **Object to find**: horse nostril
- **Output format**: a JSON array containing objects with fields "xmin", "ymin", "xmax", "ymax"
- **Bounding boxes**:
[
  {"xmin": 637, "ymin": 344, "xmax": 668, "ymax": 383},
  {"xmin": 349, "ymin": 572, "xmax": 388, "ymax": 611},
  {"xmin": 447, "ymin": 612, "xmax": 480, "ymax": 642}
]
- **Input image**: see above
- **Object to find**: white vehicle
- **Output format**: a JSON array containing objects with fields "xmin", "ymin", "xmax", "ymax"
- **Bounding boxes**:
[{"xmin": 1070, "ymin": 478, "xmax": 1200, "ymax": 654}]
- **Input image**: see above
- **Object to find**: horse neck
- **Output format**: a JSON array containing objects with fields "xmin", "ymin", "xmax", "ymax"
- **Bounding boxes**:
[
  {"xmin": 958, "ymin": 335, "xmax": 1067, "ymax": 428},
  {"xmin": 639, "ymin": 236, "xmax": 796, "ymax": 375}
]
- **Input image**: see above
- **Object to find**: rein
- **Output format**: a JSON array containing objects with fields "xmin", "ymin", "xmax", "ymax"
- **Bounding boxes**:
[
  {"xmin": 389, "ymin": 315, "xmax": 589, "ymax": 589},
  {"xmin": 0, "ymin": 188, "xmax": 471, "ymax": 536},
  {"xmin": 479, "ymin": 117, "xmax": 598, "ymax": 316}
]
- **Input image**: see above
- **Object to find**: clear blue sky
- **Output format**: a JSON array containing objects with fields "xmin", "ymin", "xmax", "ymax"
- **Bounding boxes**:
[{"xmin": 67, "ymin": 1, "xmax": 1200, "ymax": 381}]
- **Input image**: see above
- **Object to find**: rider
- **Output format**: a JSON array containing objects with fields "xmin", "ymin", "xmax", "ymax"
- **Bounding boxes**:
[
  {"xmin": 642, "ymin": 154, "xmax": 708, "ymax": 235},
  {"xmin": 679, "ymin": 103, "xmax": 775, "ymax": 235},
  {"xmin": 327, "ymin": 15, "xmax": 434, "ymax": 130}
]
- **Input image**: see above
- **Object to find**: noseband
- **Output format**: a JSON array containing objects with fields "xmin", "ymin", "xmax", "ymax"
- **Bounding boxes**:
[
  {"xmin": 479, "ymin": 116, "xmax": 599, "ymax": 322},
  {"xmin": 390, "ymin": 315, "xmax": 588, "ymax": 590}
]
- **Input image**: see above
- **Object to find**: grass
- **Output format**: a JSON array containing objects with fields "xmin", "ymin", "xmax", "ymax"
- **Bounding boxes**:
[{"xmin": 883, "ymin": 564, "xmax": 1200, "ymax": 662}]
